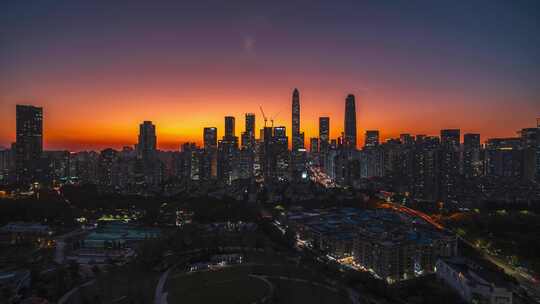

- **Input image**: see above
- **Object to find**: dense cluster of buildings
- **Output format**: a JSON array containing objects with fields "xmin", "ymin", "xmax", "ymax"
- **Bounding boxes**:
[
  {"xmin": 1, "ymin": 93, "xmax": 539, "ymax": 203},
  {"xmin": 280, "ymin": 208, "xmax": 458, "ymax": 283}
]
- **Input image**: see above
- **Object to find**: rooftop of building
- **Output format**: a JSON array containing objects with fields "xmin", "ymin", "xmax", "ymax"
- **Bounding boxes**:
[
  {"xmin": 287, "ymin": 207, "xmax": 452, "ymax": 246},
  {"xmin": 439, "ymin": 257, "xmax": 512, "ymax": 290}
]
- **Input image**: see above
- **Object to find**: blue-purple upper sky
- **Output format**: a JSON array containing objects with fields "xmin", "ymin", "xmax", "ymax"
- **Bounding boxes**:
[{"xmin": 1, "ymin": 0, "xmax": 539, "ymax": 150}]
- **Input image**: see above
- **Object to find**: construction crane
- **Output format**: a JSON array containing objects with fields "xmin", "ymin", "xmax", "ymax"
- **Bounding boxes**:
[
  {"xmin": 270, "ymin": 110, "xmax": 281, "ymax": 128},
  {"xmin": 259, "ymin": 106, "xmax": 268, "ymax": 127},
  {"xmin": 260, "ymin": 106, "xmax": 282, "ymax": 128}
]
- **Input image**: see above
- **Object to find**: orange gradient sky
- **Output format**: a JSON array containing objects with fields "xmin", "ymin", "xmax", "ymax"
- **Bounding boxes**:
[{"xmin": 1, "ymin": 1, "xmax": 539, "ymax": 151}]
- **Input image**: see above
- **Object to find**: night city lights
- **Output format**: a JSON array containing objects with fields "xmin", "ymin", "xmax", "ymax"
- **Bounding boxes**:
[{"xmin": 0, "ymin": 1, "xmax": 539, "ymax": 304}]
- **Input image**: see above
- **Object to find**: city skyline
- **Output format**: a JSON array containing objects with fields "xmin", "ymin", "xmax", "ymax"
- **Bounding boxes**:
[
  {"xmin": 1, "ymin": 95, "xmax": 539, "ymax": 152},
  {"xmin": 1, "ymin": 1, "xmax": 539, "ymax": 151}
]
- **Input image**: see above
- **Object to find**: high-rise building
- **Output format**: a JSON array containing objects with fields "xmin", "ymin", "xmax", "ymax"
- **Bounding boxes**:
[
  {"xmin": 319, "ymin": 117, "xmax": 330, "ymax": 170},
  {"xmin": 344, "ymin": 94, "xmax": 357, "ymax": 150},
  {"xmin": 137, "ymin": 121, "xmax": 157, "ymax": 160},
  {"xmin": 413, "ymin": 136, "xmax": 440, "ymax": 200},
  {"xmin": 136, "ymin": 121, "xmax": 162, "ymax": 186},
  {"xmin": 225, "ymin": 116, "xmax": 235, "ymax": 139},
  {"xmin": 485, "ymin": 138, "xmax": 523, "ymax": 178},
  {"xmin": 241, "ymin": 113, "xmax": 256, "ymax": 150},
  {"xmin": 310, "ymin": 138, "xmax": 319, "ymax": 154},
  {"xmin": 273, "ymin": 126, "xmax": 289, "ymax": 180},
  {"xmin": 0, "ymin": 147, "xmax": 14, "ymax": 185},
  {"xmin": 463, "ymin": 133, "xmax": 482, "ymax": 179},
  {"xmin": 441, "ymin": 129, "xmax": 460, "ymax": 148},
  {"xmin": 290, "ymin": 88, "xmax": 306, "ymax": 180},
  {"xmin": 203, "ymin": 127, "xmax": 218, "ymax": 178},
  {"xmin": 439, "ymin": 129, "xmax": 461, "ymax": 201},
  {"xmin": 520, "ymin": 127, "xmax": 539, "ymax": 181},
  {"xmin": 203, "ymin": 127, "xmax": 218, "ymax": 151},
  {"xmin": 365, "ymin": 130, "xmax": 380, "ymax": 147},
  {"xmin": 15, "ymin": 105, "xmax": 43, "ymax": 184},
  {"xmin": 218, "ymin": 116, "xmax": 239, "ymax": 184},
  {"xmin": 291, "ymin": 88, "xmax": 301, "ymax": 152},
  {"xmin": 245, "ymin": 113, "xmax": 255, "ymax": 136}
]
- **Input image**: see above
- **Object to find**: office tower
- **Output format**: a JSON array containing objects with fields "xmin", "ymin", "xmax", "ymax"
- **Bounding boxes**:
[
  {"xmin": 310, "ymin": 138, "xmax": 319, "ymax": 154},
  {"xmin": 319, "ymin": 117, "xmax": 330, "ymax": 145},
  {"xmin": 261, "ymin": 127, "xmax": 275, "ymax": 179},
  {"xmin": 245, "ymin": 113, "xmax": 255, "ymax": 137},
  {"xmin": 137, "ymin": 121, "xmax": 157, "ymax": 160},
  {"xmin": 203, "ymin": 127, "xmax": 218, "ymax": 150},
  {"xmin": 463, "ymin": 133, "xmax": 482, "ymax": 179},
  {"xmin": 439, "ymin": 129, "xmax": 461, "ymax": 201},
  {"xmin": 203, "ymin": 127, "xmax": 218, "ymax": 178},
  {"xmin": 290, "ymin": 88, "xmax": 306, "ymax": 180},
  {"xmin": 218, "ymin": 116, "xmax": 239, "ymax": 184},
  {"xmin": 273, "ymin": 126, "xmax": 289, "ymax": 179},
  {"xmin": 292, "ymin": 88, "xmax": 301, "ymax": 152},
  {"xmin": 241, "ymin": 113, "xmax": 256, "ymax": 152},
  {"xmin": 136, "ymin": 121, "xmax": 162, "ymax": 186},
  {"xmin": 15, "ymin": 105, "xmax": 43, "ymax": 184},
  {"xmin": 365, "ymin": 130, "xmax": 380, "ymax": 147},
  {"xmin": 319, "ymin": 117, "xmax": 330, "ymax": 170},
  {"xmin": 225, "ymin": 116, "xmax": 235, "ymax": 138},
  {"xmin": 344, "ymin": 94, "xmax": 357, "ymax": 149}
]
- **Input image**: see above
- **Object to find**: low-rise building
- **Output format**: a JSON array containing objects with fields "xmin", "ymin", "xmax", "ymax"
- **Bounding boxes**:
[{"xmin": 436, "ymin": 258, "xmax": 513, "ymax": 304}]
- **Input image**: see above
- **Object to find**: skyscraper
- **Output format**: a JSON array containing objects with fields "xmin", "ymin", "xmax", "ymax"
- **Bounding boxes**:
[
  {"xmin": 242, "ymin": 113, "xmax": 256, "ymax": 150},
  {"xmin": 15, "ymin": 105, "xmax": 43, "ymax": 183},
  {"xmin": 319, "ymin": 117, "xmax": 330, "ymax": 170},
  {"xmin": 245, "ymin": 113, "xmax": 255, "ymax": 136},
  {"xmin": 344, "ymin": 94, "xmax": 357, "ymax": 149},
  {"xmin": 137, "ymin": 121, "xmax": 157, "ymax": 161},
  {"xmin": 291, "ymin": 88, "xmax": 301, "ymax": 151},
  {"xmin": 365, "ymin": 130, "xmax": 380, "ymax": 147},
  {"xmin": 218, "ymin": 116, "xmax": 239, "ymax": 184},
  {"xmin": 203, "ymin": 127, "xmax": 218, "ymax": 150},
  {"xmin": 319, "ymin": 117, "xmax": 330, "ymax": 145},
  {"xmin": 225, "ymin": 116, "xmax": 235, "ymax": 139},
  {"xmin": 203, "ymin": 127, "xmax": 218, "ymax": 178}
]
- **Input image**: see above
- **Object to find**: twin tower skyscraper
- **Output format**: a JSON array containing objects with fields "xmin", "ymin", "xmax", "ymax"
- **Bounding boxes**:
[{"xmin": 290, "ymin": 88, "xmax": 357, "ymax": 151}]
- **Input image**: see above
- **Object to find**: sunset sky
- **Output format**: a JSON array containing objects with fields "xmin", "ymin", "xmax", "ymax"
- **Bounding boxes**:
[{"xmin": 1, "ymin": 0, "xmax": 539, "ymax": 151}]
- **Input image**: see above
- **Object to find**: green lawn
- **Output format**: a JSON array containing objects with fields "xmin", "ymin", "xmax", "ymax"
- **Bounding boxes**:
[
  {"xmin": 69, "ymin": 265, "xmax": 159, "ymax": 304},
  {"xmin": 166, "ymin": 268, "xmax": 270, "ymax": 304},
  {"xmin": 166, "ymin": 265, "xmax": 351, "ymax": 304},
  {"xmin": 270, "ymin": 279, "xmax": 350, "ymax": 304}
]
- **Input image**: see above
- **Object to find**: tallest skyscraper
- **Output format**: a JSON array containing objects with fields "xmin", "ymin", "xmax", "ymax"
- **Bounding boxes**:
[
  {"xmin": 344, "ymin": 94, "xmax": 357, "ymax": 150},
  {"xmin": 291, "ymin": 88, "xmax": 301, "ymax": 152}
]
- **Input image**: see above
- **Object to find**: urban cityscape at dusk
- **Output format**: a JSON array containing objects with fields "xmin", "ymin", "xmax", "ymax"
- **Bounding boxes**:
[{"xmin": 0, "ymin": 1, "xmax": 539, "ymax": 304}]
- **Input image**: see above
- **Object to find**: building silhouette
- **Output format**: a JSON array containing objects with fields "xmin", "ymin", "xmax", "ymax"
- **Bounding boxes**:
[
  {"xmin": 15, "ymin": 105, "xmax": 43, "ymax": 184},
  {"xmin": 344, "ymin": 94, "xmax": 357, "ymax": 150}
]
